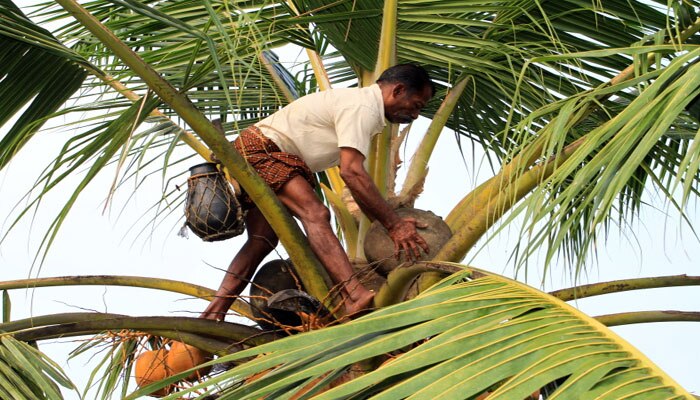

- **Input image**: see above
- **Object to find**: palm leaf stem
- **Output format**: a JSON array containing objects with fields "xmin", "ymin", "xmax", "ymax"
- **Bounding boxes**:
[
  {"xmin": 550, "ymin": 275, "xmax": 700, "ymax": 302},
  {"xmin": 320, "ymin": 184, "xmax": 358, "ymax": 259},
  {"xmin": 369, "ymin": 118, "xmax": 394, "ymax": 198},
  {"xmin": 445, "ymin": 95, "xmax": 597, "ymax": 233},
  {"xmin": 369, "ymin": 0, "xmax": 397, "ymax": 198},
  {"xmin": 0, "ymin": 275, "xmax": 251, "ymax": 316},
  {"xmin": 444, "ymin": 122, "xmax": 562, "ymax": 234},
  {"xmin": 133, "ymin": 330, "xmax": 234, "ymax": 355},
  {"xmin": 2, "ymin": 291, "xmax": 9, "ymax": 323},
  {"xmin": 595, "ymin": 311, "xmax": 700, "ymax": 327},
  {"xmin": 374, "ymin": 0, "xmax": 397, "ymax": 76},
  {"xmin": 436, "ymin": 137, "xmax": 585, "ymax": 262},
  {"xmin": 54, "ymin": 0, "xmax": 333, "ymax": 309},
  {"xmin": 1, "ymin": 313, "xmax": 275, "ymax": 352},
  {"xmin": 443, "ymin": 173, "xmax": 494, "ymax": 230},
  {"xmin": 306, "ymin": 46, "xmax": 332, "ymax": 90},
  {"xmin": 374, "ymin": 263, "xmax": 462, "ymax": 308},
  {"xmin": 399, "ymin": 76, "xmax": 469, "ymax": 204},
  {"xmin": 17, "ymin": 328, "xmax": 229, "ymax": 357}
]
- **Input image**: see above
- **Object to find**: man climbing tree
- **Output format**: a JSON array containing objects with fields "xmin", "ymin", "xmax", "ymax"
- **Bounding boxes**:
[{"xmin": 201, "ymin": 64, "xmax": 436, "ymax": 320}]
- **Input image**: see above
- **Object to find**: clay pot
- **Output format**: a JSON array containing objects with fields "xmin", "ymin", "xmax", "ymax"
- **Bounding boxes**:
[
  {"xmin": 250, "ymin": 259, "xmax": 303, "ymax": 330},
  {"xmin": 364, "ymin": 208, "xmax": 452, "ymax": 275},
  {"xmin": 134, "ymin": 349, "xmax": 171, "ymax": 397},
  {"xmin": 166, "ymin": 341, "xmax": 211, "ymax": 381},
  {"xmin": 185, "ymin": 162, "xmax": 245, "ymax": 242}
]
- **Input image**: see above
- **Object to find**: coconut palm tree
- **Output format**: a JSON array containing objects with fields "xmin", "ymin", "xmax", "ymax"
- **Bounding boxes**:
[{"xmin": 1, "ymin": 0, "xmax": 700, "ymax": 398}]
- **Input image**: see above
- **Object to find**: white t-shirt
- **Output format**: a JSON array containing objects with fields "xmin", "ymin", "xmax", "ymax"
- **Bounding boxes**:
[{"xmin": 256, "ymin": 84, "xmax": 386, "ymax": 173}]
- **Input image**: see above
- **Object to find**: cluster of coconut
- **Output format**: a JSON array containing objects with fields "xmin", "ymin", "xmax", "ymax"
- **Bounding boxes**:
[{"xmin": 134, "ymin": 341, "xmax": 211, "ymax": 397}]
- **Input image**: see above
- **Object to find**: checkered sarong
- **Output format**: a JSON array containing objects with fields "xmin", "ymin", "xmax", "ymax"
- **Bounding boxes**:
[{"xmin": 233, "ymin": 125, "xmax": 315, "ymax": 209}]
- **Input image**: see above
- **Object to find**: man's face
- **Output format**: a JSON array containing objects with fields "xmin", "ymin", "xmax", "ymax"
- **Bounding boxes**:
[{"xmin": 384, "ymin": 84, "xmax": 432, "ymax": 124}]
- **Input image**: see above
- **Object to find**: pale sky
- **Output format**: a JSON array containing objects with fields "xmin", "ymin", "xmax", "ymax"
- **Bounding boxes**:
[{"xmin": 1, "ymin": 14, "xmax": 699, "ymax": 398}]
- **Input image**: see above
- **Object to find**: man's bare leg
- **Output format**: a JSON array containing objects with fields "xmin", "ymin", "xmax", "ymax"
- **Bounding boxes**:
[
  {"xmin": 276, "ymin": 176, "xmax": 375, "ymax": 316},
  {"xmin": 200, "ymin": 208, "xmax": 278, "ymax": 321}
]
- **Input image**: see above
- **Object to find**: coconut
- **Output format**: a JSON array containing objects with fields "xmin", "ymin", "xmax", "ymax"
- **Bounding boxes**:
[
  {"xmin": 364, "ymin": 208, "xmax": 452, "ymax": 275},
  {"xmin": 134, "ymin": 348, "xmax": 171, "ymax": 397},
  {"xmin": 351, "ymin": 262, "xmax": 386, "ymax": 292},
  {"xmin": 166, "ymin": 341, "xmax": 211, "ymax": 381},
  {"xmin": 250, "ymin": 259, "xmax": 304, "ymax": 330}
]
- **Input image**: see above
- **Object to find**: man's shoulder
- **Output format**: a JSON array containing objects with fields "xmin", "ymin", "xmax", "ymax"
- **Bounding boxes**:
[
  {"xmin": 289, "ymin": 85, "xmax": 383, "ymax": 118},
  {"xmin": 325, "ymin": 84, "xmax": 382, "ymax": 111}
]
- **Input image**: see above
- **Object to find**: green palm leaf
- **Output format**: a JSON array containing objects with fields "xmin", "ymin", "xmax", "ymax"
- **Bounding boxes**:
[
  {"xmin": 159, "ymin": 263, "xmax": 692, "ymax": 400},
  {"xmin": 503, "ymin": 45, "xmax": 700, "ymax": 272},
  {"xmin": 0, "ymin": 335, "xmax": 78, "ymax": 400},
  {"xmin": 38, "ymin": 0, "xmax": 306, "ymax": 114},
  {"xmin": 0, "ymin": 0, "xmax": 88, "ymax": 168},
  {"xmin": 295, "ymin": 0, "xmax": 695, "ymax": 156}
]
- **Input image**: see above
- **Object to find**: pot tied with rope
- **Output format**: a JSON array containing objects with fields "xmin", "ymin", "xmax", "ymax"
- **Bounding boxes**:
[{"xmin": 183, "ymin": 162, "xmax": 245, "ymax": 242}]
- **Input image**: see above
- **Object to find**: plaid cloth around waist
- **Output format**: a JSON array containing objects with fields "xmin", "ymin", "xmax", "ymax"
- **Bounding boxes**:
[{"xmin": 233, "ymin": 125, "xmax": 315, "ymax": 209}]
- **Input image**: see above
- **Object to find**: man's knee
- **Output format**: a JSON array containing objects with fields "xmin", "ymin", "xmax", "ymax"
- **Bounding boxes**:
[{"xmin": 299, "ymin": 202, "xmax": 331, "ymax": 225}]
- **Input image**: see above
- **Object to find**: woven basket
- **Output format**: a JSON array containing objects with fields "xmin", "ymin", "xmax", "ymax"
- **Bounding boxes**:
[{"xmin": 184, "ymin": 163, "xmax": 245, "ymax": 241}]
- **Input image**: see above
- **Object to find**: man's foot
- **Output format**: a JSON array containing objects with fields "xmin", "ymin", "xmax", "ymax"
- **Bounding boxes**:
[
  {"xmin": 344, "ymin": 289, "xmax": 375, "ymax": 318},
  {"xmin": 199, "ymin": 309, "xmax": 227, "ymax": 321}
]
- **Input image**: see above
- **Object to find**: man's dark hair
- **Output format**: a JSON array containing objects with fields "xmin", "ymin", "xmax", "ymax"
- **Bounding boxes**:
[{"xmin": 376, "ymin": 64, "xmax": 436, "ymax": 97}]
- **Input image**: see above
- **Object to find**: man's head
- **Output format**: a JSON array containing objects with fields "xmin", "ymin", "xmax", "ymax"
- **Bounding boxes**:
[{"xmin": 377, "ymin": 64, "xmax": 435, "ymax": 124}]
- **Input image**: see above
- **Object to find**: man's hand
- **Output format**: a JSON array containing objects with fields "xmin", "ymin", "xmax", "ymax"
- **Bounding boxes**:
[
  {"xmin": 387, "ymin": 218, "xmax": 430, "ymax": 260},
  {"xmin": 339, "ymin": 147, "xmax": 430, "ymax": 260}
]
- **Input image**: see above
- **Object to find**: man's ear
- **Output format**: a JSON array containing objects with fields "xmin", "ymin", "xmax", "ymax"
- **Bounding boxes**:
[{"xmin": 392, "ymin": 83, "xmax": 405, "ymax": 98}]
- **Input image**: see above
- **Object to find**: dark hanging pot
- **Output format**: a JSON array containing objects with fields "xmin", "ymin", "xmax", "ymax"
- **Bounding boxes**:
[{"xmin": 184, "ymin": 162, "xmax": 245, "ymax": 241}]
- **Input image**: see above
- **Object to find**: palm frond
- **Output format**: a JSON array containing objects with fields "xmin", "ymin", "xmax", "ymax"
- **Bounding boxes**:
[
  {"xmin": 0, "ymin": 0, "xmax": 88, "ymax": 169},
  {"xmin": 2, "ymin": 0, "xmax": 309, "ymax": 257},
  {"xmin": 0, "ymin": 334, "xmax": 78, "ymax": 400},
  {"xmin": 295, "ymin": 0, "xmax": 695, "ymax": 160},
  {"xmin": 72, "ymin": 335, "xmax": 138, "ymax": 400},
  {"xmin": 36, "ymin": 0, "xmax": 307, "ymax": 119},
  {"xmin": 505, "ymin": 45, "xmax": 700, "ymax": 273},
  {"xmin": 155, "ymin": 263, "xmax": 692, "ymax": 399}
]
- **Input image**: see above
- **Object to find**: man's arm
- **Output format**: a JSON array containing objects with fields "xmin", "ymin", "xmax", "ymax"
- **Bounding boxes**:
[{"xmin": 339, "ymin": 147, "xmax": 429, "ymax": 259}]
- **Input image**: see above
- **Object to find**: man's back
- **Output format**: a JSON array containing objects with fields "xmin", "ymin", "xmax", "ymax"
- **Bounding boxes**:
[{"xmin": 256, "ymin": 85, "xmax": 386, "ymax": 172}]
